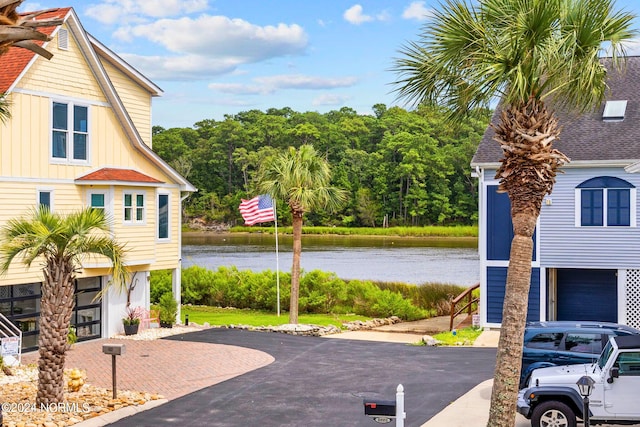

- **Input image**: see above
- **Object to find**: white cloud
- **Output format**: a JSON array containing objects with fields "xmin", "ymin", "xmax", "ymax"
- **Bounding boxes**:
[
  {"xmin": 19, "ymin": 2, "xmax": 44, "ymax": 12},
  {"xmin": 344, "ymin": 4, "xmax": 373, "ymax": 25},
  {"xmin": 402, "ymin": 1, "xmax": 434, "ymax": 21},
  {"xmin": 208, "ymin": 83, "xmax": 272, "ymax": 95},
  {"xmin": 120, "ymin": 53, "xmax": 241, "ymax": 80},
  {"xmin": 312, "ymin": 94, "xmax": 351, "ymax": 106},
  {"xmin": 208, "ymin": 75, "xmax": 359, "ymax": 96},
  {"xmin": 620, "ymin": 38, "xmax": 640, "ymax": 56},
  {"xmin": 254, "ymin": 74, "xmax": 358, "ymax": 90},
  {"xmin": 126, "ymin": 16, "xmax": 307, "ymax": 59},
  {"xmin": 86, "ymin": 0, "xmax": 209, "ymax": 25},
  {"xmin": 116, "ymin": 15, "xmax": 308, "ymax": 80}
]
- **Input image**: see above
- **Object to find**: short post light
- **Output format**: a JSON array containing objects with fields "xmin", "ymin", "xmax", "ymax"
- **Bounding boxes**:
[{"xmin": 576, "ymin": 375, "xmax": 595, "ymax": 427}]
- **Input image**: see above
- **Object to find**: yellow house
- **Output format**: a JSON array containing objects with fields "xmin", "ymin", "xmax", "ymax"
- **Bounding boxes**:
[{"xmin": 0, "ymin": 7, "xmax": 196, "ymax": 350}]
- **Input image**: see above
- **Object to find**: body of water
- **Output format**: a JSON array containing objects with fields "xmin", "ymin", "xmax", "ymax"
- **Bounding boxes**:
[{"xmin": 182, "ymin": 233, "xmax": 480, "ymax": 286}]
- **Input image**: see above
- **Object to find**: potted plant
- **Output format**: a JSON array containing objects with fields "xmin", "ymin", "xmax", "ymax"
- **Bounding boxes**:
[
  {"xmin": 122, "ymin": 306, "xmax": 143, "ymax": 335},
  {"xmin": 158, "ymin": 292, "xmax": 178, "ymax": 328}
]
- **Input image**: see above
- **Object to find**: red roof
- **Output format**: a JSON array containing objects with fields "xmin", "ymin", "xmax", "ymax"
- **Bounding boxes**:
[
  {"xmin": 77, "ymin": 168, "xmax": 164, "ymax": 184},
  {"xmin": 0, "ymin": 8, "xmax": 71, "ymax": 93}
]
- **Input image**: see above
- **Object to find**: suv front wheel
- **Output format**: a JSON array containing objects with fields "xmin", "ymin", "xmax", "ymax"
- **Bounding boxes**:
[{"xmin": 531, "ymin": 401, "xmax": 577, "ymax": 427}]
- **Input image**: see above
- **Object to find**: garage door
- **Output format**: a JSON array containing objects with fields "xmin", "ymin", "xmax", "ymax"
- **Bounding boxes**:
[{"xmin": 556, "ymin": 269, "xmax": 617, "ymax": 322}]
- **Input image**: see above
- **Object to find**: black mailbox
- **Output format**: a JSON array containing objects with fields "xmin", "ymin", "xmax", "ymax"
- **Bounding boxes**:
[{"xmin": 364, "ymin": 399, "xmax": 396, "ymax": 417}]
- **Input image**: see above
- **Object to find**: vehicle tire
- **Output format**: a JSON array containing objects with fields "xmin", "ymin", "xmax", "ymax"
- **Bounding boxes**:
[{"xmin": 531, "ymin": 401, "xmax": 577, "ymax": 427}]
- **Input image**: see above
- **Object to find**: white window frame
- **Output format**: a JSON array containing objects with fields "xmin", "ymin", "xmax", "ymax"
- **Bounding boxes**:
[
  {"xmin": 36, "ymin": 188, "xmax": 54, "ymax": 211},
  {"xmin": 574, "ymin": 187, "xmax": 637, "ymax": 227},
  {"xmin": 123, "ymin": 191, "xmax": 146, "ymax": 225},
  {"xmin": 157, "ymin": 191, "xmax": 170, "ymax": 242},
  {"xmin": 50, "ymin": 99, "xmax": 90, "ymax": 165}
]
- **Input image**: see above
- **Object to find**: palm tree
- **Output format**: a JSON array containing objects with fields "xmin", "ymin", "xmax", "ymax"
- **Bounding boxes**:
[
  {"xmin": 257, "ymin": 144, "xmax": 346, "ymax": 324},
  {"xmin": 0, "ymin": 208, "xmax": 127, "ymax": 405},
  {"xmin": 391, "ymin": 0, "xmax": 635, "ymax": 425}
]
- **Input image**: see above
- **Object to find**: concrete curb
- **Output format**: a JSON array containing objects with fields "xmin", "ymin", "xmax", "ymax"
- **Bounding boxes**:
[{"xmin": 74, "ymin": 399, "xmax": 168, "ymax": 427}]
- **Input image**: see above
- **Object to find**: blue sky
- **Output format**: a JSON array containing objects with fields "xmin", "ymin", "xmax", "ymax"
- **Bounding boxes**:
[{"xmin": 20, "ymin": 1, "xmax": 640, "ymax": 129}]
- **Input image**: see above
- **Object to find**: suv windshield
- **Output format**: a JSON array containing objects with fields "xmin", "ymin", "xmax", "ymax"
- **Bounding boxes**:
[{"xmin": 598, "ymin": 341, "xmax": 614, "ymax": 369}]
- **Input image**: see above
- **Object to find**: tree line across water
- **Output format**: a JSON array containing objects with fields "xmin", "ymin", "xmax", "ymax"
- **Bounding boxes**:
[{"xmin": 152, "ymin": 104, "xmax": 490, "ymax": 227}]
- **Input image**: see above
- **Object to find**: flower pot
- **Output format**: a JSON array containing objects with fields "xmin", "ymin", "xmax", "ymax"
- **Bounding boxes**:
[{"xmin": 123, "ymin": 323, "xmax": 139, "ymax": 335}]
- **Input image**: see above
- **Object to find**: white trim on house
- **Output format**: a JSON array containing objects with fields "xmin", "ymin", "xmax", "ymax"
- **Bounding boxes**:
[
  {"xmin": 618, "ymin": 269, "xmax": 628, "ymax": 326},
  {"xmin": 11, "ymin": 88, "xmax": 111, "ymax": 108},
  {"xmin": 156, "ymin": 189, "xmax": 171, "ymax": 243}
]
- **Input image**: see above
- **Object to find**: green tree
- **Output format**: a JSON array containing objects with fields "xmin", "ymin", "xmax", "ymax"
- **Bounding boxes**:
[
  {"xmin": 391, "ymin": 0, "xmax": 635, "ymax": 425},
  {"xmin": 0, "ymin": 208, "xmax": 127, "ymax": 405},
  {"xmin": 257, "ymin": 145, "xmax": 347, "ymax": 323}
]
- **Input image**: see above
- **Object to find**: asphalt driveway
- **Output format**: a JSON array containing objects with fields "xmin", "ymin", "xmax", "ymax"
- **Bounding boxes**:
[{"xmin": 110, "ymin": 328, "xmax": 497, "ymax": 427}]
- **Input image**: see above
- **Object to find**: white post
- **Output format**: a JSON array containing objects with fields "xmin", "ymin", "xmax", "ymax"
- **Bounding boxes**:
[
  {"xmin": 396, "ymin": 384, "xmax": 405, "ymax": 427},
  {"xmin": 273, "ymin": 199, "xmax": 280, "ymax": 317}
]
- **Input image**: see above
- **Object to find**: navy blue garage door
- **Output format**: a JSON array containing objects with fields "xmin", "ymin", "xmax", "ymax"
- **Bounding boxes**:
[{"xmin": 556, "ymin": 269, "xmax": 617, "ymax": 322}]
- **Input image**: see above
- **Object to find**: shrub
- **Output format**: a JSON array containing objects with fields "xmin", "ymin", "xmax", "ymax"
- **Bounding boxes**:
[
  {"xmin": 149, "ymin": 265, "xmax": 452, "ymax": 321},
  {"xmin": 150, "ymin": 269, "xmax": 172, "ymax": 304}
]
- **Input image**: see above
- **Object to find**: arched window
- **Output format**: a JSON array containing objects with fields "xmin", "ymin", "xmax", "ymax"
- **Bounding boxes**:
[{"xmin": 576, "ymin": 176, "xmax": 636, "ymax": 227}]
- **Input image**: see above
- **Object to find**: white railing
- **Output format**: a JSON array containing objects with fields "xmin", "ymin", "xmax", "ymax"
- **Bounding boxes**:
[{"xmin": 0, "ymin": 312, "xmax": 22, "ymax": 366}]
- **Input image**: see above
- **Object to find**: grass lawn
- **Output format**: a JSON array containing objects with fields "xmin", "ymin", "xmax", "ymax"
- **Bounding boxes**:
[
  {"xmin": 181, "ymin": 305, "xmax": 371, "ymax": 328},
  {"xmin": 432, "ymin": 327, "xmax": 483, "ymax": 345}
]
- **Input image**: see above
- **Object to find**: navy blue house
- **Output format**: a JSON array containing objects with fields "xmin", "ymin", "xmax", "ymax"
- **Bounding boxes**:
[{"xmin": 472, "ymin": 56, "xmax": 640, "ymax": 330}]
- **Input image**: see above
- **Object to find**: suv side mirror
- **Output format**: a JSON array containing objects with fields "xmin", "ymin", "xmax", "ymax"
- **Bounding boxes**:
[{"xmin": 607, "ymin": 366, "xmax": 620, "ymax": 383}]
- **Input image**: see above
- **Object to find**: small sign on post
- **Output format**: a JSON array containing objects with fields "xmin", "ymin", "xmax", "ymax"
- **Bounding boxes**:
[
  {"xmin": 1, "ymin": 336, "xmax": 21, "ymax": 366},
  {"xmin": 472, "ymin": 314, "xmax": 480, "ymax": 328}
]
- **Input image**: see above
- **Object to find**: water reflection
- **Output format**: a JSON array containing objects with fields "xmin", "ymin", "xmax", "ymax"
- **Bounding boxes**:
[{"xmin": 182, "ymin": 233, "xmax": 479, "ymax": 286}]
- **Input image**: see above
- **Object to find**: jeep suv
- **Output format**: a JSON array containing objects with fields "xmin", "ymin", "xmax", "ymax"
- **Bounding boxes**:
[
  {"xmin": 518, "ymin": 334, "xmax": 640, "ymax": 427},
  {"xmin": 520, "ymin": 321, "xmax": 640, "ymax": 388}
]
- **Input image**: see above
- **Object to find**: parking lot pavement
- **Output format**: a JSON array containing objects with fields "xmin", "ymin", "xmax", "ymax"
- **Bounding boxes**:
[{"xmin": 109, "ymin": 328, "xmax": 497, "ymax": 427}]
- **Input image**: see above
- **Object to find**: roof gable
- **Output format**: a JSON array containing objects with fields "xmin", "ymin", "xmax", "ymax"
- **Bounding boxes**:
[
  {"xmin": 0, "ymin": 7, "xmax": 195, "ymax": 192},
  {"xmin": 0, "ymin": 8, "xmax": 70, "ymax": 93},
  {"xmin": 472, "ymin": 56, "xmax": 640, "ymax": 166}
]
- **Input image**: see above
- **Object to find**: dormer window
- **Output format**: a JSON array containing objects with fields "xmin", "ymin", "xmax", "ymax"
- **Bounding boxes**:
[{"xmin": 603, "ymin": 100, "xmax": 627, "ymax": 121}]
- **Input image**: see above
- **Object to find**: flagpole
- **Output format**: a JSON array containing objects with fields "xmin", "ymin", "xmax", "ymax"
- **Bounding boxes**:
[{"xmin": 274, "ymin": 199, "xmax": 281, "ymax": 317}]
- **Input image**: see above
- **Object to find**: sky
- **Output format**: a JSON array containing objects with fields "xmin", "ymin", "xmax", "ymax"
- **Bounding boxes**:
[{"xmin": 19, "ymin": 0, "xmax": 640, "ymax": 129}]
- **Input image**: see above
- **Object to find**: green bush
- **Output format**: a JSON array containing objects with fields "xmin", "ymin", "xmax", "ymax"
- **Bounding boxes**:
[
  {"xmin": 150, "ymin": 266, "xmax": 449, "ymax": 321},
  {"xmin": 150, "ymin": 269, "xmax": 172, "ymax": 304},
  {"xmin": 182, "ymin": 265, "xmax": 217, "ymax": 305},
  {"xmin": 158, "ymin": 292, "xmax": 178, "ymax": 324}
]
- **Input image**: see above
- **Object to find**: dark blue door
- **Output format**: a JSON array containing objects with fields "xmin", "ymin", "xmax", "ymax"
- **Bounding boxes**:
[{"xmin": 556, "ymin": 269, "xmax": 617, "ymax": 322}]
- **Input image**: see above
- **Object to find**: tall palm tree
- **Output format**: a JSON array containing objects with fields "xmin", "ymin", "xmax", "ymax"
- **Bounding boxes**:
[
  {"xmin": 391, "ymin": 0, "xmax": 635, "ymax": 425},
  {"xmin": 0, "ymin": 208, "xmax": 127, "ymax": 405},
  {"xmin": 257, "ymin": 144, "xmax": 346, "ymax": 324}
]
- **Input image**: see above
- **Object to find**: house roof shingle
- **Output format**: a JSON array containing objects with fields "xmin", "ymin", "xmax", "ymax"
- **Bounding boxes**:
[
  {"xmin": 0, "ymin": 8, "xmax": 71, "ymax": 93},
  {"xmin": 472, "ymin": 56, "xmax": 640, "ymax": 166},
  {"xmin": 76, "ymin": 168, "xmax": 164, "ymax": 184}
]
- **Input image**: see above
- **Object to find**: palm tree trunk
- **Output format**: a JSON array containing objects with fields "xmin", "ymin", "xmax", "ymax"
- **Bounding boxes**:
[
  {"xmin": 37, "ymin": 258, "xmax": 75, "ymax": 405},
  {"xmin": 488, "ymin": 213, "xmax": 536, "ymax": 426},
  {"xmin": 488, "ymin": 98, "xmax": 564, "ymax": 426},
  {"xmin": 289, "ymin": 212, "xmax": 303, "ymax": 324}
]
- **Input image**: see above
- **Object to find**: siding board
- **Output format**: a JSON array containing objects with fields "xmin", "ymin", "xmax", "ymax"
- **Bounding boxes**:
[{"xmin": 540, "ymin": 168, "xmax": 640, "ymax": 268}]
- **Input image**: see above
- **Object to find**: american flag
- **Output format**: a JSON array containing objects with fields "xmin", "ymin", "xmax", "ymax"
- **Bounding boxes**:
[{"xmin": 239, "ymin": 194, "xmax": 276, "ymax": 225}]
